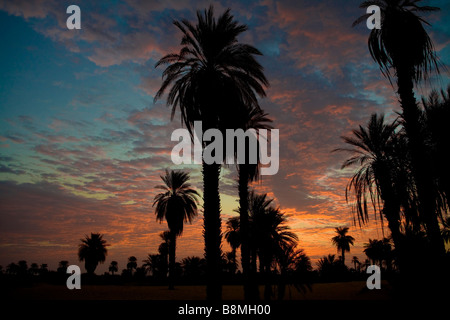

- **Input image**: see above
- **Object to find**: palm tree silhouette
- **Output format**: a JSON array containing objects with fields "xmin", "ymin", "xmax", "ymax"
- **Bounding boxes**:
[
  {"xmin": 57, "ymin": 260, "xmax": 69, "ymax": 274},
  {"xmin": 78, "ymin": 233, "xmax": 108, "ymax": 274},
  {"xmin": 154, "ymin": 6, "xmax": 268, "ymax": 300},
  {"xmin": 236, "ymin": 108, "xmax": 272, "ymax": 300},
  {"xmin": 158, "ymin": 230, "xmax": 171, "ymax": 278},
  {"xmin": 364, "ymin": 239, "xmax": 383, "ymax": 267},
  {"xmin": 224, "ymin": 216, "xmax": 241, "ymax": 274},
  {"xmin": 127, "ymin": 256, "xmax": 138, "ymax": 274},
  {"xmin": 153, "ymin": 169, "xmax": 199, "ymax": 290},
  {"xmin": 331, "ymin": 227, "xmax": 355, "ymax": 266},
  {"xmin": 353, "ymin": 0, "xmax": 445, "ymax": 260},
  {"xmin": 336, "ymin": 113, "xmax": 412, "ymax": 270},
  {"xmin": 249, "ymin": 191, "xmax": 298, "ymax": 300},
  {"xmin": 181, "ymin": 256, "xmax": 206, "ymax": 278},
  {"xmin": 351, "ymin": 256, "xmax": 360, "ymax": 272},
  {"xmin": 109, "ymin": 261, "xmax": 118, "ymax": 275}
]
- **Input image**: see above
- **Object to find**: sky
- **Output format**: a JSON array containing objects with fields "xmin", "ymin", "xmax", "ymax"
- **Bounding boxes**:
[{"xmin": 1, "ymin": 0, "xmax": 449, "ymax": 274}]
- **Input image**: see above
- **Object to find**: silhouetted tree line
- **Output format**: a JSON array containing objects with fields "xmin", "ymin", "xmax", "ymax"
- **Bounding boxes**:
[{"xmin": 336, "ymin": 0, "xmax": 450, "ymax": 296}]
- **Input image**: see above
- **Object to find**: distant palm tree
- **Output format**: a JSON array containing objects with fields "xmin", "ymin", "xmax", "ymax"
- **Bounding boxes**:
[
  {"xmin": 181, "ymin": 256, "xmax": 207, "ymax": 278},
  {"xmin": 224, "ymin": 216, "xmax": 241, "ymax": 274},
  {"xmin": 364, "ymin": 239, "xmax": 384, "ymax": 267},
  {"xmin": 127, "ymin": 256, "xmax": 137, "ymax": 273},
  {"xmin": 153, "ymin": 170, "xmax": 199, "ymax": 290},
  {"xmin": 351, "ymin": 256, "xmax": 360, "ymax": 272},
  {"xmin": 158, "ymin": 231, "xmax": 171, "ymax": 278},
  {"xmin": 142, "ymin": 254, "xmax": 166, "ymax": 279},
  {"xmin": 6, "ymin": 263, "xmax": 19, "ymax": 275},
  {"xmin": 317, "ymin": 254, "xmax": 344, "ymax": 278},
  {"xmin": 30, "ymin": 263, "xmax": 39, "ymax": 275},
  {"xmin": 18, "ymin": 260, "xmax": 28, "ymax": 275},
  {"xmin": 57, "ymin": 260, "xmax": 69, "ymax": 274},
  {"xmin": 39, "ymin": 263, "xmax": 48, "ymax": 276},
  {"xmin": 109, "ymin": 261, "xmax": 118, "ymax": 275},
  {"xmin": 353, "ymin": 0, "xmax": 445, "ymax": 259},
  {"xmin": 154, "ymin": 6, "xmax": 268, "ymax": 300},
  {"xmin": 78, "ymin": 233, "xmax": 108, "ymax": 274},
  {"xmin": 331, "ymin": 227, "xmax": 355, "ymax": 266}
]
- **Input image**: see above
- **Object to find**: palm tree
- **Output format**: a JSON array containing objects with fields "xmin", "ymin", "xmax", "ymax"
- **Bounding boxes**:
[
  {"xmin": 153, "ymin": 169, "xmax": 199, "ymax": 290},
  {"xmin": 158, "ymin": 230, "xmax": 171, "ymax": 278},
  {"xmin": 109, "ymin": 261, "xmax": 118, "ymax": 275},
  {"xmin": 249, "ymin": 191, "xmax": 298, "ymax": 300},
  {"xmin": 57, "ymin": 260, "xmax": 69, "ymax": 274},
  {"xmin": 317, "ymin": 254, "xmax": 346, "ymax": 279},
  {"xmin": 353, "ymin": 0, "xmax": 445, "ymax": 260},
  {"xmin": 331, "ymin": 227, "xmax": 355, "ymax": 266},
  {"xmin": 30, "ymin": 263, "xmax": 39, "ymax": 275},
  {"xmin": 351, "ymin": 256, "xmax": 360, "ymax": 272},
  {"xmin": 236, "ymin": 107, "xmax": 273, "ymax": 300},
  {"xmin": 181, "ymin": 256, "xmax": 207, "ymax": 278},
  {"xmin": 127, "ymin": 256, "xmax": 137, "ymax": 274},
  {"xmin": 78, "ymin": 233, "xmax": 108, "ymax": 274},
  {"xmin": 224, "ymin": 216, "xmax": 241, "ymax": 274},
  {"xmin": 336, "ymin": 113, "xmax": 412, "ymax": 270},
  {"xmin": 154, "ymin": 6, "xmax": 268, "ymax": 300}
]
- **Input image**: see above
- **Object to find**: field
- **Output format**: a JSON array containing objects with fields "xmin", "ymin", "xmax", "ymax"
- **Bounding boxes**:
[{"xmin": 8, "ymin": 281, "xmax": 392, "ymax": 300}]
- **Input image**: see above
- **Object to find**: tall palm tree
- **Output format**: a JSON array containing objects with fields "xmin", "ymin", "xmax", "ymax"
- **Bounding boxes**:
[
  {"xmin": 236, "ymin": 107, "xmax": 272, "ymax": 300},
  {"xmin": 224, "ymin": 216, "xmax": 241, "ymax": 274},
  {"xmin": 154, "ymin": 6, "xmax": 268, "ymax": 300},
  {"xmin": 353, "ymin": 0, "xmax": 445, "ymax": 259},
  {"xmin": 336, "ymin": 113, "xmax": 411, "ymax": 270},
  {"xmin": 109, "ymin": 261, "xmax": 118, "ymax": 275},
  {"xmin": 78, "ymin": 233, "xmax": 108, "ymax": 274},
  {"xmin": 331, "ymin": 227, "xmax": 355, "ymax": 266},
  {"xmin": 153, "ymin": 169, "xmax": 199, "ymax": 290}
]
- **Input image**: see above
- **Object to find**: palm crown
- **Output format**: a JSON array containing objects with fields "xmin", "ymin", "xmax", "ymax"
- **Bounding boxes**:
[
  {"xmin": 153, "ymin": 170, "xmax": 199, "ymax": 236},
  {"xmin": 353, "ymin": 0, "xmax": 440, "ymax": 82},
  {"xmin": 154, "ymin": 5, "xmax": 268, "ymax": 134}
]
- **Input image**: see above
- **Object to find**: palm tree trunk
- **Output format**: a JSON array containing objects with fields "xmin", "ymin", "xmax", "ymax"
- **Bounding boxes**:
[
  {"xmin": 169, "ymin": 232, "xmax": 176, "ymax": 290},
  {"xmin": 238, "ymin": 164, "xmax": 251, "ymax": 297},
  {"xmin": 238, "ymin": 163, "xmax": 260, "ymax": 300},
  {"xmin": 203, "ymin": 160, "xmax": 222, "ymax": 300},
  {"xmin": 397, "ymin": 66, "xmax": 446, "ymax": 261},
  {"xmin": 341, "ymin": 248, "xmax": 345, "ymax": 266}
]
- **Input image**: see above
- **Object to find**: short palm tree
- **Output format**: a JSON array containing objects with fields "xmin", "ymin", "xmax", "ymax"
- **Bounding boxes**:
[
  {"xmin": 331, "ymin": 227, "xmax": 355, "ymax": 266},
  {"xmin": 353, "ymin": 0, "xmax": 445, "ymax": 258},
  {"xmin": 109, "ymin": 261, "xmax": 118, "ymax": 275},
  {"xmin": 249, "ymin": 191, "xmax": 298, "ymax": 300},
  {"xmin": 78, "ymin": 233, "xmax": 108, "ymax": 274},
  {"xmin": 127, "ymin": 256, "xmax": 137, "ymax": 273},
  {"xmin": 153, "ymin": 169, "xmax": 199, "ymax": 290},
  {"xmin": 154, "ymin": 6, "xmax": 268, "ymax": 300},
  {"xmin": 351, "ymin": 256, "xmax": 360, "ymax": 272},
  {"xmin": 224, "ymin": 216, "xmax": 241, "ymax": 274}
]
